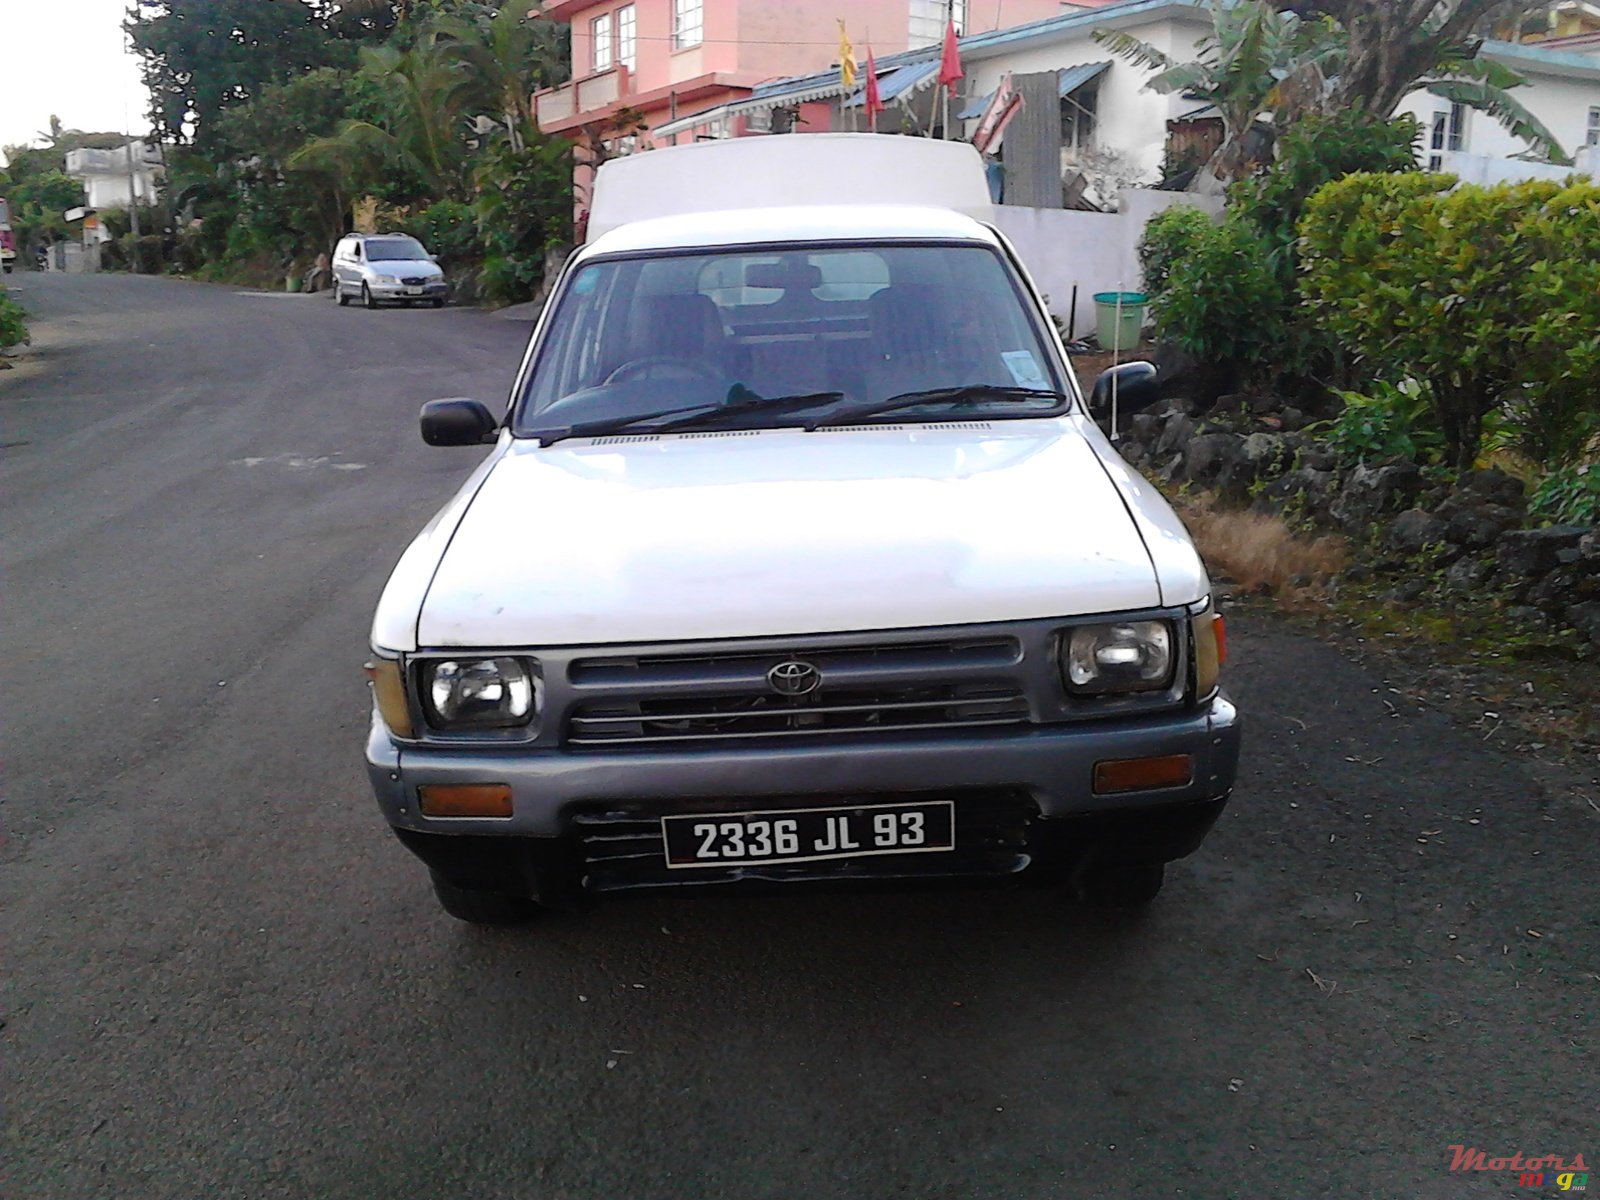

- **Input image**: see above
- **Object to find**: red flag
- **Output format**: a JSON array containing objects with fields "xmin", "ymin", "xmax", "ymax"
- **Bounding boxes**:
[
  {"xmin": 864, "ymin": 49, "xmax": 884, "ymax": 131},
  {"xmin": 938, "ymin": 20, "xmax": 963, "ymax": 88}
]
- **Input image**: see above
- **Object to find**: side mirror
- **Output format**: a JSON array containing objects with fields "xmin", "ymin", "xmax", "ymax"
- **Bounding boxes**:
[
  {"xmin": 420, "ymin": 398, "xmax": 499, "ymax": 447},
  {"xmin": 1089, "ymin": 361, "xmax": 1161, "ymax": 418}
]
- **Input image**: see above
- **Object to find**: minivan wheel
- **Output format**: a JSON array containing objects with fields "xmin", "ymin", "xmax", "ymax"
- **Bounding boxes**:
[
  {"xmin": 362, "ymin": 283, "xmax": 378, "ymax": 310},
  {"xmin": 429, "ymin": 870, "xmax": 540, "ymax": 925},
  {"xmin": 432, "ymin": 297, "xmax": 445, "ymax": 309},
  {"xmin": 336, "ymin": 284, "xmax": 350, "ymax": 307},
  {"xmin": 1072, "ymin": 862, "xmax": 1165, "ymax": 907}
]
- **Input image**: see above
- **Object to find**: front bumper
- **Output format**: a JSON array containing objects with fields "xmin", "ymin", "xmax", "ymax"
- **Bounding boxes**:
[
  {"xmin": 369, "ymin": 280, "xmax": 447, "ymax": 298},
  {"xmin": 366, "ymin": 694, "xmax": 1241, "ymax": 896}
]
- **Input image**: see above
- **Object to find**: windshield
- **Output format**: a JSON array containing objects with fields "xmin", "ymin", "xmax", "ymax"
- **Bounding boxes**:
[
  {"xmin": 366, "ymin": 239, "xmax": 428, "ymax": 261},
  {"xmin": 515, "ymin": 242, "xmax": 1068, "ymax": 436}
]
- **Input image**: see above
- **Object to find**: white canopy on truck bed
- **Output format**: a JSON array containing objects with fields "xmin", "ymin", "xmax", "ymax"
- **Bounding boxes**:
[{"xmin": 585, "ymin": 133, "xmax": 992, "ymax": 243}]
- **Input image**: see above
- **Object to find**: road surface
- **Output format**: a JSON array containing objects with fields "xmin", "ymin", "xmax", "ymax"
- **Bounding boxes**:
[{"xmin": 2, "ymin": 274, "xmax": 1594, "ymax": 1199}]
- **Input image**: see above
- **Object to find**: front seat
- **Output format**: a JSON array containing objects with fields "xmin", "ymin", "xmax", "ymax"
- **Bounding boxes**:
[{"xmin": 621, "ymin": 294, "xmax": 726, "ymax": 372}]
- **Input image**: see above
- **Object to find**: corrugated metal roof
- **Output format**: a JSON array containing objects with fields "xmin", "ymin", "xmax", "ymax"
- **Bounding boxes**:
[
  {"xmin": 956, "ymin": 61, "xmax": 1110, "ymax": 119},
  {"xmin": 841, "ymin": 58, "xmax": 943, "ymax": 108}
]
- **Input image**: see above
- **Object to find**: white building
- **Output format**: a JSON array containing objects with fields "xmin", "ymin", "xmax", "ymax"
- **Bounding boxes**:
[
  {"xmin": 63, "ymin": 141, "xmax": 163, "ymax": 210},
  {"xmin": 947, "ymin": 0, "xmax": 1600, "ymax": 185}
]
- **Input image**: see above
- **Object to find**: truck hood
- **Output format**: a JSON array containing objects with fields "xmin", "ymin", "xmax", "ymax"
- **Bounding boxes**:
[{"xmin": 413, "ymin": 422, "xmax": 1162, "ymax": 647}]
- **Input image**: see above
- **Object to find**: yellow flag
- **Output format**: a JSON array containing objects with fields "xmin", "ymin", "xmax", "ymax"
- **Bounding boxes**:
[{"xmin": 838, "ymin": 20, "xmax": 858, "ymax": 89}]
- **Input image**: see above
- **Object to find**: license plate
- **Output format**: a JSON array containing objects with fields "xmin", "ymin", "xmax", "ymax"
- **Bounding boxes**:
[
  {"xmin": 405, "ymin": 286, "xmax": 424, "ymax": 295},
  {"xmin": 661, "ymin": 801, "xmax": 955, "ymax": 869}
]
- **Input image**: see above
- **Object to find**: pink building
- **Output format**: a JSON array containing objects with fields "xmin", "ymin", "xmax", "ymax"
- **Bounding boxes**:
[{"xmin": 535, "ymin": 0, "xmax": 1079, "ymax": 202}]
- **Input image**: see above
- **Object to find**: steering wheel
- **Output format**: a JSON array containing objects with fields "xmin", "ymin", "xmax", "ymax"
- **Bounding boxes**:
[{"xmin": 603, "ymin": 356, "xmax": 722, "ymax": 386}]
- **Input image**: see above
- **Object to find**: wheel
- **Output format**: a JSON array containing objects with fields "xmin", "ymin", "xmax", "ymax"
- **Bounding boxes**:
[
  {"xmin": 432, "ymin": 297, "xmax": 445, "ymax": 309},
  {"xmin": 362, "ymin": 283, "xmax": 378, "ymax": 310},
  {"xmin": 2, "ymin": 263, "xmax": 12, "ymax": 274},
  {"xmin": 1073, "ymin": 862, "xmax": 1165, "ymax": 907},
  {"xmin": 429, "ymin": 870, "xmax": 540, "ymax": 925},
  {"xmin": 336, "ymin": 284, "xmax": 350, "ymax": 307}
]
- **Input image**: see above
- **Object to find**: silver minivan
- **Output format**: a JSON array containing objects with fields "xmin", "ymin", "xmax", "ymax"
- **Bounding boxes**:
[{"xmin": 332, "ymin": 233, "xmax": 448, "ymax": 309}]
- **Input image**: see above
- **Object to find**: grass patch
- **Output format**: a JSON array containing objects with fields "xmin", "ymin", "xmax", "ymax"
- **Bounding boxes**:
[{"xmin": 1175, "ymin": 493, "xmax": 1347, "ymax": 604}]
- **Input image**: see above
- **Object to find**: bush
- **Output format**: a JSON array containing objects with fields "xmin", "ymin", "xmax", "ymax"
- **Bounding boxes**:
[
  {"xmin": 473, "ymin": 140, "xmax": 572, "ymax": 304},
  {"xmin": 1300, "ymin": 173, "xmax": 1600, "ymax": 473},
  {"xmin": 0, "ymin": 295, "xmax": 29, "ymax": 349},
  {"xmin": 1147, "ymin": 214, "xmax": 1285, "ymax": 381},
  {"xmin": 405, "ymin": 199, "xmax": 478, "ymax": 266},
  {"xmin": 1137, "ymin": 205, "xmax": 1216, "ymax": 300},
  {"xmin": 1324, "ymin": 379, "xmax": 1444, "ymax": 467},
  {"xmin": 1530, "ymin": 463, "xmax": 1600, "ymax": 526}
]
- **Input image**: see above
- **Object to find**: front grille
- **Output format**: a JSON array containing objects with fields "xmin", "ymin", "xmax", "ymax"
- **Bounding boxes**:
[
  {"xmin": 572, "ymin": 790, "xmax": 1036, "ymax": 893},
  {"xmin": 565, "ymin": 636, "xmax": 1028, "ymax": 747},
  {"xmin": 569, "ymin": 683, "xmax": 1027, "ymax": 746},
  {"xmin": 401, "ymin": 276, "xmax": 428, "ymax": 286}
]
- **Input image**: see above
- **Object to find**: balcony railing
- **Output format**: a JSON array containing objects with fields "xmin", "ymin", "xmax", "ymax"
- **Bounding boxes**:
[{"xmin": 536, "ymin": 66, "xmax": 630, "ymax": 130}]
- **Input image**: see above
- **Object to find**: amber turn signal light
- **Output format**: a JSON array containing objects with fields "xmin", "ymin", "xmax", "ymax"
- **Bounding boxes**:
[
  {"xmin": 365, "ymin": 658, "xmax": 414, "ymax": 738},
  {"xmin": 418, "ymin": 784, "xmax": 513, "ymax": 818},
  {"xmin": 1093, "ymin": 754, "xmax": 1194, "ymax": 794}
]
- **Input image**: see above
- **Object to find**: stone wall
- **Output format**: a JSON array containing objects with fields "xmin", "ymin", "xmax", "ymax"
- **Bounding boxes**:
[{"xmin": 1114, "ymin": 399, "xmax": 1600, "ymax": 648}]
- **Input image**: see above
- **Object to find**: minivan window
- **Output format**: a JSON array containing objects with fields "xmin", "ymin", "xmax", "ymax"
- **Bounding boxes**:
[
  {"xmin": 517, "ymin": 243, "xmax": 1064, "ymax": 434},
  {"xmin": 365, "ymin": 239, "xmax": 428, "ymax": 262}
]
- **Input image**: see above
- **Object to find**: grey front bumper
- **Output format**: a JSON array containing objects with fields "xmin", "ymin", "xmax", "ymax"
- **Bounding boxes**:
[{"xmin": 366, "ymin": 694, "xmax": 1241, "ymax": 838}]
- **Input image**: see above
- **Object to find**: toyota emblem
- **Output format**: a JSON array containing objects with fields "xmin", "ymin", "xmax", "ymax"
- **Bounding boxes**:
[{"xmin": 767, "ymin": 660, "xmax": 822, "ymax": 697}]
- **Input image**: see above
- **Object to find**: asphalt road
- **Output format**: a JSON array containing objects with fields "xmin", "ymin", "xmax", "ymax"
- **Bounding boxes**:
[{"xmin": 2, "ymin": 273, "xmax": 1594, "ymax": 1200}]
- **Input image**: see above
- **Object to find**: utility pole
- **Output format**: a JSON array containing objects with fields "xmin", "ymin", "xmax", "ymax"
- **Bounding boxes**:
[{"xmin": 123, "ymin": 35, "xmax": 142, "ymax": 272}]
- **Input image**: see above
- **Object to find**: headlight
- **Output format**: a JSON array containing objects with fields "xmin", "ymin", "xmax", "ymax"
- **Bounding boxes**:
[
  {"xmin": 377, "ymin": 274, "xmax": 399, "ymax": 284},
  {"xmin": 1062, "ymin": 620, "xmax": 1174, "ymax": 695},
  {"xmin": 422, "ymin": 658, "xmax": 540, "ymax": 729}
]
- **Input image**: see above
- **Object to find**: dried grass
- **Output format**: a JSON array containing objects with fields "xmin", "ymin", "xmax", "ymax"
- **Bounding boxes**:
[{"xmin": 1176, "ymin": 494, "xmax": 1349, "ymax": 604}]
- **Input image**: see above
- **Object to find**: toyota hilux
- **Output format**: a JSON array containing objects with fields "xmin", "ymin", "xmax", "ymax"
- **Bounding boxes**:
[{"xmin": 363, "ymin": 135, "xmax": 1241, "ymax": 924}]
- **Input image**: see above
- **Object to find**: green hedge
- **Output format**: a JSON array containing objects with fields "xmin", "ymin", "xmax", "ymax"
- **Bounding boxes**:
[{"xmin": 1300, "ymin": 173, "xmax": 1600, "ymax": 472}]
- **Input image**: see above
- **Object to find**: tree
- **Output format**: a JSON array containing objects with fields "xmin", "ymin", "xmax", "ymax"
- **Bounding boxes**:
[
  {"xmin": 213, "ymin": 68, "xmax": 365, "ymax": 261},
  {"xmin": 126, "ymin": 0, "xmax": 351, "ymax": 148},
  {"xmin": 292, "ymin": 32, "xmax": 475, "ymax": 203},
  {"xmin": 1272, "ymin": 0, "xmax": 1570, "ymax": 161},
  {"xmin": 1095, "ymin": 1, "xmax": 1344, "ymax": 191},
  {"xmin": 436, "ymin": 4, "xmax": 570, "ymax": 152}
]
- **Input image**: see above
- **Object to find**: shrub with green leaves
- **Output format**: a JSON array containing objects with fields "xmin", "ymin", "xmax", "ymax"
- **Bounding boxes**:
[
  {"xmin": 1137, "ymin": 204, "xmax": 1216, "ymax": 300},
  {"xmin": 1300, "ymin": 172, "xmax": 1600, "ymax": 473},
  {"xmin": 1530, "ymin": 463, "xmax": 1600, "ymax": 527},
  {"xmin": 405, "ymin": 199, "xmax": 477, "ymax": 266},
  {"xmin": 1325, "ymin": 379, "xmax": 1443, "ymax": 466},
  {"xmin": 1147, "ymin": 213, "xmax": 1285, "ymax": 378},
  {"xmin": 0, "ymin": 295, "xmax": 29, "ymax": 350}
]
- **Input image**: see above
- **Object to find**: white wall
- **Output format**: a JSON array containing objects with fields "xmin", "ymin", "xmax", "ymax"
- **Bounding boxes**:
[
  {"xmin": 961, "ymin": 16, "xmax": 1208, "ymax": 183},
  {"xmin": 990, "ymin": 189, "xmax": 1223, "ymax": 335},
  {"xmin": 1395, "ymin": 67, "xmax": 1600, "ymax": 167}
]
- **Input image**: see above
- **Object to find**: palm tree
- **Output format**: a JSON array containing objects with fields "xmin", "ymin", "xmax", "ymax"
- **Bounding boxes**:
[
  {"xmin": 435, "ymin": 4, "xmax": 566, "ymax": 152},
  {"xmin": 291, "ymin": 32, "xmax": 475, "ymax": 200}
]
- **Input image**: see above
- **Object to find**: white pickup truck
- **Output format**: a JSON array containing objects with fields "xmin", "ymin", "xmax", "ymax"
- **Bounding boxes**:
[{"xmin": 364, "ymin": 135, "xmax": 1240, "ymax": 924}]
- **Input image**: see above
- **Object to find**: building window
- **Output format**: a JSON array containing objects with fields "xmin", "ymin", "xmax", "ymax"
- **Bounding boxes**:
[
  {"xmin": 592, "ymin": 11, "xmax": 614, "ymax": 72},
  {"xmin": 1588, "ymin": 105, "xmax": 1599, "ymax": 147},
  {"xmin": 617, "ymin": 5, "xmax": 636, "ymax": 70},
  {"xmin": 1427, "ymin": 102, "xmax": 1467, "ymax": 171},
  {"xmin": 951, "ymin": 0, "xmax": 968, "ymax": 33},
  {"xmin": 673, "ymin": 0, "xmax": 703, "ymax": 49}
]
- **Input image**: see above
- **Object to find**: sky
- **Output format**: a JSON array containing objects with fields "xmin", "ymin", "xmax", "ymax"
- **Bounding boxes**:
[{"xmin": 0, "ymin": 0, "xmax": 152, "ymax": 161}]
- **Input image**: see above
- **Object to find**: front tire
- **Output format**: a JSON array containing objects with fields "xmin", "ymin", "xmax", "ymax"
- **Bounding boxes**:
[
  {"xmin": 336, "ymin": 284, "xmax": 350, "ymax": 307},
  {"xmin": 362, "ymin": 283, "xmax": 378, "ymax": 310},
  {"xmin": 429, "ymin": 870, "xmax": 540, "ymax": 925},
  {"xmin": 432, "ymin": 297, "xmax": 445, "ymax": 309},
  {"xmin": 1073, "ymin": 862, "xmax": 1165, "ymax": 907}
]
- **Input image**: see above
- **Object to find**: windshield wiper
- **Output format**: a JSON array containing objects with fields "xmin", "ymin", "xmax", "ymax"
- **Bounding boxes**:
[
  {"xmin": 534, "ymin": 389, "xmax": 847, "ymax": 446},
  {"xmin": 804, "ymin": 385, "xmax": 1070, "ymax": 430}
]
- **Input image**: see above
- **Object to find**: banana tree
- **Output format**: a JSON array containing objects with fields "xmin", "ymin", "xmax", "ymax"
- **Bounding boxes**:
[{"xmin": 1094, "ymin": 0, "xmax": 1343, "ymax": 192}]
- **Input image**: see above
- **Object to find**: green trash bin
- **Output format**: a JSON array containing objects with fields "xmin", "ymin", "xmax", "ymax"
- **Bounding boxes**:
[
  {"xmin": 285, "ymin": 273, "xmax": 303, "ymax": 293},
  {"xmin": 1092, "ymin": 291, "xmax": 1147, "ymax": 351}
]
